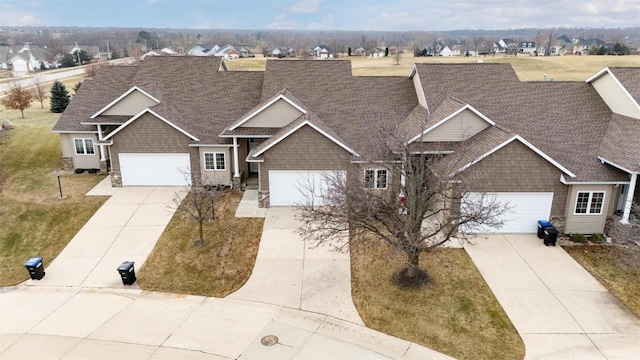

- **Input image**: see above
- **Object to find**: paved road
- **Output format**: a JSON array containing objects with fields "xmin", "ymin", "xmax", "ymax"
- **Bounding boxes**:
[
  {"xmin": 465, "ymin": 234, "xmax": 640, "ymax": 359},
  {"xmin": 0, "ymin": 57, "xmax": 135, "ymax": 93}
]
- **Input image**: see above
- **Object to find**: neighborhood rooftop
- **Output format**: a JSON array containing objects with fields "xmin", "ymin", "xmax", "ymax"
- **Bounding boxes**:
[{"xmin": 52, "ymin": 57, "xmax": 640, "ymax": 235}]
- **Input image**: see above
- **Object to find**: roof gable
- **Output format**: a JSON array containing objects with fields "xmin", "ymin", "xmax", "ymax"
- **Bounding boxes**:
[
  {"xmin": 103, "ymin": 108, "xmax": 199, "ymax": 141},
  {"xmin": 587, "ymin": 68, "xmax": 640, "ymax": 119},
  {"xmin": 229, "ymin": 93, "xmax": 307, "ymax": 130},
  {"xmin": 455, "ymin": 134, "xmax": 576, "ymax": 178},
  {"xmin": 407, "ymin": 101, "xmax": 495, "ymax": 144},
  {"xmin": 90, "ymin": 86, "xmax": 160, "ymax": 119},
  {"xmin": 251, "ymin": 115, "xmax": 359, "ymax": 158}
]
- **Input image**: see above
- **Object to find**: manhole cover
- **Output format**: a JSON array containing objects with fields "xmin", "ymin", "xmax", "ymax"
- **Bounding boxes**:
[{"xmin": 261, "ymin": 335, "xmax": 279, "ymax": 346}]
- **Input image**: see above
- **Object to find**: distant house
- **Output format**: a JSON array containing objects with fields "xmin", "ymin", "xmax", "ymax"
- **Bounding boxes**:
[
  {"xmin": 519, "ymin": 41, "xmax": 537, "ymax": 54},
  {"xmin": 312, "ymin": 45, "xmax": 333, "ymax": 59},
  {"xmin": 4, "ymin": 44, "xmax": 52, "ymax": 75},
  {"xmin": 187, "ymin": 44, "xmax": 220, "ymax": 57},
  {"xmin": 574, "ymin": 39, "xmax": 607, "ymax": 55},
  {"xmin": 68, "ymin": 44, "xmax": 101, "ymax": 60},
  {"xmin": 369, "ymin": 47, "xmax": 385, "ymax": 58},
  {"xmin": 351, "ymin": 47, "xmax": 366, "ymax": 56},
  {"xmin": 237, "ymin": 47, "xmax": 254, "ymax": 58},
  {"xmin": 497, "ymin": 38, "xmax": 519, "ymax": 53},
  {"xmin": 439, "ymin": 46, "xmax": 453, "ymax": 57},
  {"xmin": 451, "ymin": 44, "xmax": 474, "ymax": 57}
]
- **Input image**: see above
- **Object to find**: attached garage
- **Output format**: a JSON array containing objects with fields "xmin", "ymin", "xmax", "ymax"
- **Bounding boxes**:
[
  {"xmin": 119, "ymin": 153, "xmax": 191, "ymax": 186},
  {"xmin": 462, "ymin": 192, "xmax": 554, "ymax": 233},
  {"xmin": 269, "ymin": 170, "xmax": 344, "ymax": 206}
]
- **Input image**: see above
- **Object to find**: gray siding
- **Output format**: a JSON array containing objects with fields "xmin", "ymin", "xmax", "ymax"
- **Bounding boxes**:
[
  {"xmin": 61, "ymin": 133, "xmax": 100, "ymax": 169},
  {"xmin": 109, "ymin": 113, "xmax": 199, "ymax": 184},
  {"xmin": 565, "ymin": 184, "xmax": 613, "ymax": 234},
  {"xmin": 199, "ymin": 146, "xmax": 232, "ymax": 186},
  {"xmin": 461, "ymin": 140, "xmax": 568, "ymax": 216},
  {"xmin": 102, "ymin": 90, "xmax": 158, "ymax": 116},
  {"xmin": 260, "ymin": 125, "xmax": 351, "ymax": 191},
  {"xmin": 422, "ymin": 110, "xmax": 490, "ymax": 141},
  {"xmin": 591, "ymin": 73, "xmax": 640, "ymax": 119},
  {"xmin": 241, "ymin": 99, "xmax": 303, "ymax": 128}
]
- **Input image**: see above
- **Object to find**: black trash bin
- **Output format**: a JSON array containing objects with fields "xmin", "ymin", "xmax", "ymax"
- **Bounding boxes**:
[
  {"xmin": 543, "ymin": 228, "xmax": 559, "ymax": 246},
  {"xmin": 117, "ymin": 261, "xmax": 136, "ymax": 285},
  {"xmin": 537, "ymin": 220, "xmax": 553, "ymax": 239},
  {"xmin": 24, "ymin": 257, "xmax": 45, "ymax": 280}
]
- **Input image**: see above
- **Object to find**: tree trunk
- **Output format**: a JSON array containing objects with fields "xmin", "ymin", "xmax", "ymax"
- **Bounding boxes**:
[
  {"xmin": 198, "ymin": 220, "xmax": 204, "ymax": 242},
  {"xmin": 20, "ymin": 109, "xmax": 24, "ymax": 118},
  {"xmin": 405, "ymin": 250, "xmax": 420, "ymax": 277}
]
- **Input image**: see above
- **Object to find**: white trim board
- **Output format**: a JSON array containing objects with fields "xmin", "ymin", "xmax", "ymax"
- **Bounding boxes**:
[{"xmin": 90, "ymin": 86, "xmax": 161, "ymax": 119}]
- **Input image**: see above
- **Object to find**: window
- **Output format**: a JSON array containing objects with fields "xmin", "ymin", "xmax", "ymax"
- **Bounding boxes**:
[
  {"xmin": 574, "ymin": 191, "xmax": 605, "ymax": 215},
  {"xmin": 204, "ymin": 152, "xmax": 225, "ymax": 171},
  {"xmin": 364, "ymin": 169, "xmax": 388, "ymax": 189},
  {"xmin": 74, "ymin": 138, "xmax": 95, "ymax": 155}
]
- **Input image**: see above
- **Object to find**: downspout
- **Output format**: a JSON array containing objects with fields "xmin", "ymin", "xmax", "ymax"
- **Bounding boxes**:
[
  {"xmin": 97, "ymin": 124, "xmax": 106, "ymax": 162},
  {"xmin": 232, "ymin": 136, "xmax": 240, "ymax": 178}
]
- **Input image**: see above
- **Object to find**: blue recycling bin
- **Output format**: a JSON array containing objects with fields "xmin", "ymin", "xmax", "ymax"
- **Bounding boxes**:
[
  {"xmin": 24, "ymin": 257, "xmax": 45, "ymax": 280},
  {"xmin": 537, "ymin": 220, "xmax": 553, "ymax": 239}
]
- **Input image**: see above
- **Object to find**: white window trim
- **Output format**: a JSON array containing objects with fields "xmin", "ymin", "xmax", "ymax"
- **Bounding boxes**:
[
  {"xmin": 364, "ymin": 169, "xmax": 388, "ymax": 190},
  {"xmin": 74, "ymin": 138, "xmax": 95, "ymax": 156},
  {"xmin": 573, "ymin": 191, "xmax": 606, "ymax": 215},
  {"xmin": 204, "ymin": 152, "xmax": 226, "ymax": 171}
]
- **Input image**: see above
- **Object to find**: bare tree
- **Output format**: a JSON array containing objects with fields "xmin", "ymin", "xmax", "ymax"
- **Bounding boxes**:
[
  {"xmin": 545, "ymin": 31, "xmax": 555, "ymax": 56},
  {"xmin": 31, "ymin": 73, "xmax": 48, "ymax": 109},
  {"xmin": 297, "ymin": 128, "xmax": 511, "ymax": 288},
  {"xmin": 393, "ymin": 49, "xmax": 402, "ymax": 65},
  {"xmin": 172, "ymin": 174, "xmax": 216, "ymax": 247},
  {"xmin": 0, "ymin": 82, "xmax": 35, "ymax": 118}
]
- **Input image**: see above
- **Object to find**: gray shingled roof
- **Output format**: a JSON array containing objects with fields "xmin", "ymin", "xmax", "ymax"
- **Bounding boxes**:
[
  {"xmin": 413, "ymin": 64, "xmax": 628, "ymax": 182},
  {"xmin": 598, "ymin": 114, "xmax": 640, "ymax": 172},
  {"xmin": 608, "ymin": 67, "xmax": 640, "ymax": 106}
]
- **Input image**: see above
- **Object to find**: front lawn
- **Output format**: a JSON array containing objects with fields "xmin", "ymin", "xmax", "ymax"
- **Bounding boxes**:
[
  {"xmin": 0, "ymin": 104, "xmax": 106, "ymax": 286},
  {"xmin": 564, "ymin": 244, "xmax": 640, "ymax": 318},
  {"xmin": 137, "ymin": 191, "xmax": 264, "ymax": 297},
  {"xmin": 351, "ymin": 239, "xmax": 524, "ymax": 360}
]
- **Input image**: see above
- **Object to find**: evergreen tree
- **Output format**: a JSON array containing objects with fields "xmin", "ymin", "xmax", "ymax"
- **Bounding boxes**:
[
  {"xmin": 40, "ymin": 61, "xmax": 47, "ymax": 71},
  {"xmin": 384, "ymin": 47, "xmax": 389, "ymax": 57},
  {"xmin": 123, "ymin": 47, "xmax": 129, "ymax": 57},
  {"xmin": 348, "ymin": 47, "xmax": 352, "ymax": 56},
  {"xmin": 50, "ymin": 80, "xmax": 70, "ymax": 113}
]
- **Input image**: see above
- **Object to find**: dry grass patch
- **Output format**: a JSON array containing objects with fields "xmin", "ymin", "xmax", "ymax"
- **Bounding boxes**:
[
  {"xmin": 224, "ymin": 54, "xmax": 640, "ymax": 81},
  {"xmin": 0, "ymin": 105, "xmax": 106, "ymax": 285},
  {"xmin": 137, "ymin": 191, "xmax": 264, "ymax": 297},
  {"xmin": 564, "ymin": 244, "xmax": 640, "ymax": 318},
  {"xmin": 351, "ymin": 239, "xmax": 524, "ymax": 360}
]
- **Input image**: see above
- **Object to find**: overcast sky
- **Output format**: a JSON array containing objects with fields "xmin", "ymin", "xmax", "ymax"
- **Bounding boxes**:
[{"xmin": 1, "ymin": 0, "xmax": 639, "ymax": 31}]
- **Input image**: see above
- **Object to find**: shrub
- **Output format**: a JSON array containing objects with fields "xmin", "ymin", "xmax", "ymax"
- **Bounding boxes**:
[
  {"xmin": 573, "ymin": 233, "xmax": 587, "ymax": 243},
  {"xmin": 74, "ymin": 168, "xmax": 85, "ymax": 174},
  {"xmin": 87, "ymin": 168, "xmax": 99, "ymax": 174},
  {"xmin": 590, "ymin": 233, "xmax": 605, "ymax": 244}
]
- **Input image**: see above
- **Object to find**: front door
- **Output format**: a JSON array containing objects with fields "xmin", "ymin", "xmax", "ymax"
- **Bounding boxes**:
[{"xmin": 248, "ymin": 139, "xmax": 262, "ymax": 173}]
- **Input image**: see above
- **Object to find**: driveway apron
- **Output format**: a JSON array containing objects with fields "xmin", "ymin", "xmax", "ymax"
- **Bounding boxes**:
[
  {"xmin": 25, "ymin": 186, "xmax": 186, "ymax": 289},
  {"xmin": 228, "ymin": 207, "xmax": 364, "ymax": 325},
  {"xmin": 465, "ymin": 234, "xmax": 640, "ymax": 359}
]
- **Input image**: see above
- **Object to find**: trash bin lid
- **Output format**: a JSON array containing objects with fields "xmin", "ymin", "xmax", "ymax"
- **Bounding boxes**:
[
  {"xmin": 117, "ymin": 261, "xmax": 135, "ymax": 271},
  {"xmin": 538, "ymin": 220, "xmax": 553, "ymax": 227},
  {"xmin": 24, "ymin": 257, "xmax": 42, "ymax": 267},
  {"xmin": 544, "ymin": 228, "xmax": 559, "ymax": 235}
]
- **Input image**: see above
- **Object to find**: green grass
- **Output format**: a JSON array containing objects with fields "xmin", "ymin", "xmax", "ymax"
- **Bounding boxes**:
[
  {"xmin": 351, "ymin": 238, "xmax": 524, "ymax": 360},
  {"xmin": 137, "ymin": 191, "xmax": 264, "ymax": 297},
  {"xmin": 564, "ymin": 245, "xmax": 640, "ymax": 318},
  {"xmin": 0, "ymin": 101, "xmax": 107, "ymax": 285}
]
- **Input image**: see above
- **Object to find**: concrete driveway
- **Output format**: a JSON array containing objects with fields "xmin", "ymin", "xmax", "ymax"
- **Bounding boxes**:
[
  {"xmin": 27, "ymin": 185, "xmax": 186, "ymax": 288},
  {"xmin": 228, "ymin": 207, "xmax": 363, "ymax": 325},
  {"xmin": 465, "ymin": 234, "xmax": 640, "ymax": 359}
]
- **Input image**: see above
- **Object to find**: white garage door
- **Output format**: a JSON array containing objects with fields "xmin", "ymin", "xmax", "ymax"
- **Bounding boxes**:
[
  {"xmin": 119, "ymin": 153, "xmax": 191, "ymax": 186},
  {"xmin": 269, "ymin": 170, "xmax": 344, "ymax": 206},
  {"xmin": 462, "ymin": 192, "xmax": 553, "ymax": 233}
]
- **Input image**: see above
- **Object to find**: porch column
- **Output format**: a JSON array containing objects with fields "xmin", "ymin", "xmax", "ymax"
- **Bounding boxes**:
[
  {"xmin": 232, "ymin": 136, "xmax": 240, "ymax": 177},
  {"xmin": 621, "ymin": 172, "xmax": 637, "ymax": 224},
  {"xmin": 97, "ymin": 125, "xmax": 106, "ymax": 162}
]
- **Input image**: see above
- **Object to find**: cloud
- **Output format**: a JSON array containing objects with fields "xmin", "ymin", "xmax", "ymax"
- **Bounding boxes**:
[
  {"xmin": 307, "ymin": 14, "xmax": 334, "ymax": 30},
  {"xmin": 287, "ymin": 0, "xmax": 322, "ymax": 14},
  {"xmin": 0, "ymin": 3, "xmax": 43, "ymax": 26}
]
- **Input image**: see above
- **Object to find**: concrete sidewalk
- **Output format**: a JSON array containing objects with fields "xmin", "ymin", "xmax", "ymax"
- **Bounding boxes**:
[
  {"xmin": 465, "ymin": 234, "xmax": 640, "ymax": 359},
  {"xmin": 27, "ymin": 185, "xmax": 186, "ymax": 289},
  {"xmin": 228, "ymin": 207, "xmax": 363, "ymax": 325},
  {"xmin": 0, "ymin": 286, "xmax": 453, "ymax": 359}
]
